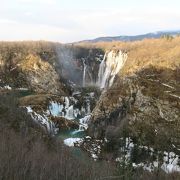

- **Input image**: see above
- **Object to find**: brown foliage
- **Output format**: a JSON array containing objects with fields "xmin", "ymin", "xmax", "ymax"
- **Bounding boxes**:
[
  {"xmin": 77, "ymin": 37, "xmax": 180, "ymax": 76},
  {"xmin": 0, "ymin": 93, "xmax": 115, "ymax": 180}
]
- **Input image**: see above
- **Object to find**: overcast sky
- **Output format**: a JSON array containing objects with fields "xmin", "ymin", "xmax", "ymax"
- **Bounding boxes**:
[{"xmin": 0, "ymin": 0, "xmax": 180, "ymax": 43}]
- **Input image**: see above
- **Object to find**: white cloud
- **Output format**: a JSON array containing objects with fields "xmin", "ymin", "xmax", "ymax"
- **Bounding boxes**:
[
  {"xmin": 0, "ymin": 4, "xmax": 180, "ymax": 42},
  {"xmin": 0, "ymin": 19, "xmax": 18, "ymax": 24},
  {"xmin": 0, "ymin": 20, "xmax": 69, "ymax": 42},
  {"xmin": 18, "ymin": 0, "xmax": 56, "ymax": 4}
]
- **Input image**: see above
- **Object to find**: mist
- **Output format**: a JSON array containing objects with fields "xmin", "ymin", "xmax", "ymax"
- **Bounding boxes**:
[{"xmin": 55, "ymin": 45, "xmax": 84, "ymax": 86}]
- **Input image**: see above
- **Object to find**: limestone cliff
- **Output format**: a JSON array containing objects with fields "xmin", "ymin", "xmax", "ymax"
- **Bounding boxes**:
[{"xmin": 88, "ymin": 38, "xmax": 180, "ymax": 159}]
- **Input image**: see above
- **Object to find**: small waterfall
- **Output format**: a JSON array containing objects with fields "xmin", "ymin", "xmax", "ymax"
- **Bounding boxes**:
[
  {"xmin": 82, "ymin": 59, "xmax": 87, "ymax": 87},
  {"xmin": 49, "ymin": 101, "xmax": 64, "ymax": 117},
  {"xmin": 98, "ymin": 52, "xmax": 106, "ymax": 87},
  {"xmin": 86, "ymin": 99, "xmax": 91, "ymax": 115},
  {"xmin": 26, "ymin": 106, "xmax": 58, "ymax": 135},
  {"xmin": 48, "ymin": 96, "xmax": 91, "ymax": 120},
  {"xmin": 71, "ymin": 115, "xmax": 91, "ymax": 135},
  {"xmin": 65, "ymin": 97, "xmax": 69, "ymax": 108},
  {"xmin": 97, "ymin": 50, "xmax": 127, "ymax": 89},
  {"xmin": 48, "ymin": 97, "xmax": 75, "ymax": 120},
  {"xmin": 65, "ymin": 105, "xmax": 75, "ymax": 120}
]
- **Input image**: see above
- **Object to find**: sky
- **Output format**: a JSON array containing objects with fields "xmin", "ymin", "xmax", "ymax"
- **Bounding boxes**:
[{"xmin": 0, "ymin": 0, "xmax": 180, "ymax": 43}]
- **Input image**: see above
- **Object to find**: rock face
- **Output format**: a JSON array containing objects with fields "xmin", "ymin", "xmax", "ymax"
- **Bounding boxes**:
[
  {"xmin": 56, "ymin": 46, "xmax": 104, "ymax": 86},
  {"xmin": 0, "ymin": 42, "xmax": 67, "ymax": 94},
  {"xmin": 20, "ymin": 54, "xmax": 65, "ymax": 94},
  {"xmin": 88, "ymin": 68, "xmax": 180, "ymax": 153},
  {"xmin": 1, "ymin": 41, "xmax": 180, "ymax": 159},
  {"xmin": 51, "ymin": 116, "xmax": 79, "ymax": 130},
  {"xmin": 0, "ymin": 42, "xmax": 104, "ymax": 93},
  {"xmin": 87, "ymin": 38, "xmax": 180, "ymax": 160}
]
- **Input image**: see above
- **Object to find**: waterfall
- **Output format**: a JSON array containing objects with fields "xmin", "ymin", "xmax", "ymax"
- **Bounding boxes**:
[
  {"xmin": 26, "ymin": 106, "xmax": 58, "ymax": 135},
  {"xmin": 82, "ymin": 59, "xmax": 87, "ymax": 87},
  {"xmin": 97, "ymin": 50, "xmax": 127, "ymax": 89},
  {"xmin": 71, "ymin": 115, "xmax": 91, "ymax": 135},
  {"xmin": 65, "ymin": 97, "xmax": 69, "ymax": 108},
  {"xmin": 49, "ymin": 101, "xmax": 64, "ymax": 117},
  {"xmin": 98, "ymin": 52, "xmax": 106, "ymax": 87},
  {"xmin": 65, "ymin": 105, "xmax": 75, "ymax": 120},
  {"xmin": 64, "ymin": 97, "xmax": 75, "ymax": 119}
]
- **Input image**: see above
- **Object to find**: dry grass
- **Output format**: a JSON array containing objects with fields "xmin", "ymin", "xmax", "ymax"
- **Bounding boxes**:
[
  {"xmin": 0, "ymin": 93, "xmax": 116, "ymax": 180},
  {"xmin": 77, "ymin": 37, "xmax": 180, "ymax": 76}
]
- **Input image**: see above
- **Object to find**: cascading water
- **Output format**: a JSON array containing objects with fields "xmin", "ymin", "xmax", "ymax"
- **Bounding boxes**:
[
  {"xmin": 97, "ymin": 52, "xmax": 106, "ymax": 88},
  {"xmin": 97, "ymin": 50, "xmax": 127, "ymax": 89},
  {"xmin": 49, "ymin": 101, "xmax": 64, "ymax": 117},
  {"xmin": 48, "ymin": 96, "xmax": 92, "ymax": 121},
  {"xmin": 65, "ymin": 105, "xmax": 75, "ymax": 120},
  {"xmin": 82, "ymin": 59, "xmax": 87, "ymax": 87}
]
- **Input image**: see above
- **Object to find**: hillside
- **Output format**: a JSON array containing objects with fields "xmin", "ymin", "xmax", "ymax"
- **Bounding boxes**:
[
  {"xmin": 0, "ymin": 38, "xmax": 180, "ymax": 179},
  {"xmin": 87, "ymin": 37, "xmax": 180, "ymax": 173},
  {"xmin": 78, "ymin": 31, "xmax": 180, "ymax": 43},
  {"xmin": 78, "ymin": 30, "xmax": 180, "ymax": 43}
]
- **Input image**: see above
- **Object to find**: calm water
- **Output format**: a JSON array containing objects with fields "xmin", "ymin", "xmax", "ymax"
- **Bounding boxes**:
[
  {"xmin": 57, "ymin": 129, "xmax": 86, "ymax": 140},
  {"xmin": 18, "ymin": 89, "xmax": 92, "ymax": 160},
  {"xmin": 15, "ymin": 89, "xmax": 34, "ymax": 97}
]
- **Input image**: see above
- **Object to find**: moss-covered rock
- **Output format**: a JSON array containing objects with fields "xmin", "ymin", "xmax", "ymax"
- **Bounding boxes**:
[{"xmin": 51, "ymin": 116, "xmax": 79, "ymax": 130}]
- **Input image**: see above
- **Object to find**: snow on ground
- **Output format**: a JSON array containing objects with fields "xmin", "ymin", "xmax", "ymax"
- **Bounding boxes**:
[
  {"xmin": 115, "ymin": 138, "xmax": 180, "ymax": 173},
  {"xmin": 0, "ymin": 85, "xmax": 28, "ymax": 91},
  {"xmin": 132, "ymin": 152, "xmax": 180, "ymax": 173},
  {"xmin": 162, "ymin": 83, "xmax": 175, "ymax": 89},
  {"xmin": 88, "ymin": 142, "xmax": 101, "ymax": 161},
  {"xmin": 0, "ymin": 85, "xmax": 12, "ymax": 90},
  {"xmin": 64, "ymin": 138, "xmax": 83, "ymax": 147},
  {"xmin": 169, "ymin": 94, "xmax": 180, "ymax": 99},
  {"xmin": 27, "ymin": 106, "xmax": 33, "ymax": 113},
  {"xmin": 4, "ymin": 85, "xmax": 12, "ymax": 90},
  {"xmin": 161, "ymin": 152, "xmax": 180, "ymax": 173},
  {"xmin": 82, "ymin": 137, "xmax": 102, "ymax": 161},
  {"xmin": 17, "ymin": 87, "xmax": 29, "ymax": 90}
]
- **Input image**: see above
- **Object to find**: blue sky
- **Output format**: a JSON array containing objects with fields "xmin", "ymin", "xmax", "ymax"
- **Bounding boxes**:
[{"xmin": 0, "ymin": 0, "xmax": 180, "ymax": 42}]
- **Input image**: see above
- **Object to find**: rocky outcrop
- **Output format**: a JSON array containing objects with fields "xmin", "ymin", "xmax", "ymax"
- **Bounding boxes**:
[
  {"xmin": 20, "ymin": 54, "xmax": 65, "ymax": 94},
  {"xmin": 0, "ymin": 42, "xmax": 105, "ymax": 93},
  {"xmin": 51, "ymin": 116, "xmax": 79, "ymax": 130},
  {"xmin": 56, "ymin": 46, "xmax": 104, "ymax": 86},
  {"xmin": 88, "ymin": 68, "xmax": 180, "ymax": 152},
  {"xmin": 0, "ymin": 42, "xmax": 68, "ymax": 94}
]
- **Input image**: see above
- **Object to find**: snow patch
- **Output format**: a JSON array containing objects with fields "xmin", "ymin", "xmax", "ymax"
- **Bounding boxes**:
[
  {"xmin": 116, "ymin": 138, "xmax": 180, "ymax": 173},
  {"xmin": 17, "ymin": 87, "xmax": 29, "ymax": 91},
  {"xmin": 4, "ymin": 85, "xmax": 12, "ymax": 90},
  {"xmin": 162, "ymin": 83, "xmax": 175, "ymax": 89},
  {"xmin": 64, "ymin": 138, "xmax": 83, "ymax": 147},
  {"xmin": 169, "ymin": 94, "xmax": 180, "ymax": 99}
]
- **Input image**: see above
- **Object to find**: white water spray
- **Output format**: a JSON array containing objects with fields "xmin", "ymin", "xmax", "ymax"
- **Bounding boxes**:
[
  {"xmin": 82, "ymin": 59, "xmax": 87, "ymax": 87},
  {"xmin": 65, "ymin": 105, "xmax": 75, "ymax": 120},
  {"xmin": 98, "ymin": 50, "xmax": 127, "ymax": 89}
]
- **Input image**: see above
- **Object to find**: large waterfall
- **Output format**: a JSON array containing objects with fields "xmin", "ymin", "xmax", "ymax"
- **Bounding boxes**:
[
  {"xmin": 82, "ymin": 59, "xmax": 87, "ymax": 87},
  {"xmin": 81, "ymin": 50, "xmax": 127, "ymax": 88},
  {"xmin": 97, "ymin": 50, "xmax": 127, "ymax": 89}
]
